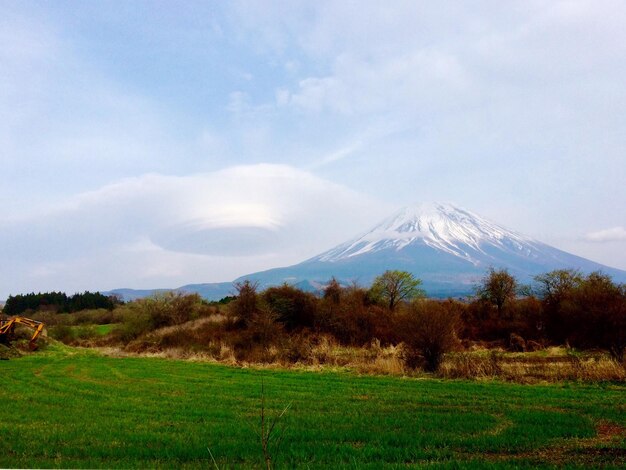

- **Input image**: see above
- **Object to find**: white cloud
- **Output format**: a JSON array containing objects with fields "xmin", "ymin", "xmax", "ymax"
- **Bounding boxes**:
[
  {"xmin": 226, "ymin": 91, "xmax": 250, "ymax": 114},
  {"xmin": 278, "ymin": 50, "xmax": 471, "ymax": 116},
  {"xmin": 0, "ymin": 164, "xmax": 391, "ymax": 297},
  {"xmin": 585, "ymin": 227, "xmax": 626, "ymax": 243}
]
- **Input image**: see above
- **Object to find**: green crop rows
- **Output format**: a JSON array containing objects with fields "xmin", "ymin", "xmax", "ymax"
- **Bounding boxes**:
[{"xmin": 1, "ymin": 345, "xmax": 624, "ymax": 468}]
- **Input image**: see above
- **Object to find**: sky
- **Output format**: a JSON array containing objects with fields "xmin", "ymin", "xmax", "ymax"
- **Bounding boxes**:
[{"xmin": 1, "ymin": 0, "xmax": 625, "ymax": 298}]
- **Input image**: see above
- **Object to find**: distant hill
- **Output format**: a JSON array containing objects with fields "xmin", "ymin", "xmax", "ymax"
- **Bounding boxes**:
[
  {"xmin": 108, "ymin": 203, "xmax": 626, "ymax": 300},
  {"xmin": 104, "ymin": 283, "xmax": 234, "ymax": 302}
]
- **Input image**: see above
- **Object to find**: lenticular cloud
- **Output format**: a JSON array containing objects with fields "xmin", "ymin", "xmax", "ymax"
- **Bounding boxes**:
[{"xmin": 0, "ymin": 164, "xmax": 388, "ymax": 296}]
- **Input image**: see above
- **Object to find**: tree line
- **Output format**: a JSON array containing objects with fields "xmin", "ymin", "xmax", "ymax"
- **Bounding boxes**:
[
  {"xmin": 226, "ymin": 268, "xmax": 625, "ymax": 370},
  {"xmin": 8, "ymin": 268, "xmax": 625, "ymax": 373},
  {"xmin": 2, "ymin": 291, "xmax": 121, "ymax": 315},
  {"xmin": 469, "ymin": 268, "xmax": 625, "ymax": 361}
]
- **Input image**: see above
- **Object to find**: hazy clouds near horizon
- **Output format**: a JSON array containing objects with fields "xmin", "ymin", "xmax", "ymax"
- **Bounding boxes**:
[{"xmin": 1, "ymin": 1, "xmax": 625, "ymax": 297}]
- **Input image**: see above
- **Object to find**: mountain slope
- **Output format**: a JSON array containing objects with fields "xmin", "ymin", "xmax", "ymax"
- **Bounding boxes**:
[
  {"xmin": 105, "ymin": 282, "xmax": 233, "ymax": 302},
  {"xmin": 237, "ymin": 203, "xmax": 626, "ymax": 297}
]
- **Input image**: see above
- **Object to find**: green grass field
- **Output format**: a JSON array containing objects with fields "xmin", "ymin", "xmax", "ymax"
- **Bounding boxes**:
[{"xmin": 1, "ymin": 345, "xmax": 624, "ymax": 468}]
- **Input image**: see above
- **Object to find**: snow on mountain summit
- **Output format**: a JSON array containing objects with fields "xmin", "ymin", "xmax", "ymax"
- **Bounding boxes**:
[{"xmin": 314, "ymin": 202, "xmax": 536, "ymax": 264}]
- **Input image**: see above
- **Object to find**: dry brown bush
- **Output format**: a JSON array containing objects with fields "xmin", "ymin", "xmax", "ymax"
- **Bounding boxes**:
[{"xmin": 397, "ymin": 300, "xmax": 461, "ymax": 372}]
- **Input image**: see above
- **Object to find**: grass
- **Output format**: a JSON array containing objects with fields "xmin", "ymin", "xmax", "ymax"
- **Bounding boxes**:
[
  {"xmin": 1, "ymin": 344, "xmax": 624, "ymax": 468},
  {"xmin": 93, "ymin": 323, "xmax": 117, "ymax": 335}
]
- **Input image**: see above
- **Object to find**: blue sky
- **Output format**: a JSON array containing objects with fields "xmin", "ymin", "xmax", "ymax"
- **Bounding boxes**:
[{"xmin": 1, "ymin": 1, "xmax": 625, "ymax": 297}]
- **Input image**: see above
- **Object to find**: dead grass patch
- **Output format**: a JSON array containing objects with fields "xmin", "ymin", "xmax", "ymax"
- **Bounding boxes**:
[{"xmin": 440, "ymin": 349, "xmax": 625, "ymax": 383}]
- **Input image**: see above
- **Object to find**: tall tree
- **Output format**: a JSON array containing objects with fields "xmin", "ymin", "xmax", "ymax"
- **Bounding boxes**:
[
  {"xmin": 534, "ymin": 269, "xmax": 583, "ymax": 306},
  {"xmin": 370, "ymin": 270, "xmax": 424, "ymax": 311},
  {"xmin": 475, "ymin": 268, "xmax": 518, "ymax": 316},
  {"xmin": 533, "ymin": 269, "xmax": 583, "ymax": 342},
  {"xmin": 232, "ymin": 280, "xmax": 259, "ymax": 326}
]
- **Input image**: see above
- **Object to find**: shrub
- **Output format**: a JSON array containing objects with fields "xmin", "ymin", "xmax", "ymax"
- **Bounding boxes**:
[
  {"xmin": 534, "ymin": 269, "xmax": 583, "ymax": 343},
  {"xmin": 330, "ymin": 305, "xmax": 376, "ymax": 346},
  {"xmin": 397, "ymin": 300, "xmax": 460, "ymax": 372},
  {"xmin": 110, "ymin": 292, "xmax": 206, "ymax": 345},
  {"xmin": 140, "ymin": 292, "xmax": 202, "ymax": 328},
  {"xmin": 230, "ymin": 280, "xmax": 260, "ymax": 327},
  {"xmin": 509, "ymin": 296, "xmax": 544, "ymax": 340},
  {"xmin": 534, "ymin": 270, "xmax": 625, "ymax": 360},
  {"xmin": 246, "ymin": 308, "xmax": 284, "ymax": 348},
  {"xmin": 262, "ymin": 284, "xmax": 317, "ymax": 330},
  {"xmin": 73, "ymin": 309, "xmax": 118, "ymax": 325},
  {"xmin": 282, "ymin": 333, "xmax": 313, "ymax": 363},
  {"xmin": 49, "ymin": 324, "xmax": 75, "ymax": 344},
  {"xmin": 112, "ymin": 309, "xmax": 153, "ymax": 343},
  {"xmin": 561, "ymin": 272, "xmax": 625, "ymax": 361},
  {"xmin": 323, "ymin": 278, "xmax": 342, "ymax": 304}
]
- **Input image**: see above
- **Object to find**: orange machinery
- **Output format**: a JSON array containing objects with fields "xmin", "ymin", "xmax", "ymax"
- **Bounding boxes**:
[{"xmin": 0, "ymin": 317, "xmax": 45, "ymax": 350}]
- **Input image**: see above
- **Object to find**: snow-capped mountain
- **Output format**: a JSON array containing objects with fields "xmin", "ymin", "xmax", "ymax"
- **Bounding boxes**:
[
  {"xmin": 107, "ymin": 203, "xmax": 626, "ymax": 300},
  {"xmin": 237, "ymin": 202, "xmax": 626, "ymax": 297},
  {"xmin": 314, "ymin": 203, "xmax": 535, "ymax": 265}
]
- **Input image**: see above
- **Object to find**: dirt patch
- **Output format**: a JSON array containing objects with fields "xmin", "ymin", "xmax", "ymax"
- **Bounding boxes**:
[{"xmin": 596, "ymin": 421, "xmax": 626, "ymax": 441}]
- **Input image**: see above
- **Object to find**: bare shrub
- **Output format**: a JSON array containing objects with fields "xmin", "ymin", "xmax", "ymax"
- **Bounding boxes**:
[
  {"xmin": 262, "ymin": 284, "xmax": 317, "ymax": 331},
  {"xmin": 252, "ymin": 381, "xmax": 292, "ymax": 470},
  {"xmin": 397, "ymin": 300, "xmax": 461, "ymax": 372},
  {"xmin": 281, "ymin": 333, "xmax": 313, "ymax": 364},
  {"xmin": 141, "ymin": 292, "xmax": 202, "ymax": 327},
  {"xmin": 229, "ymin": 307, "xmax": 284, "ymax": 363},
  {"xmin": 509, "ymin": 333, "xmax": 526, "ymax": 352},
  {"xmin": 230, "ymin": 280, "xmax": 260, "ymax": 327},
  {"xmin": 323, "ymin": 277, "xmax": 342, "ymax": 304},
  {"xmin": 322, "ymin": 285, "xmax": 383, "ymax": 346}
]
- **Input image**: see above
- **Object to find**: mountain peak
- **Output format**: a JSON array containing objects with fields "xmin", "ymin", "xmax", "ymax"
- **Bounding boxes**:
[{"xmin": 313, "ymin": 202, "xmax": 535, "ymax": 264}]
